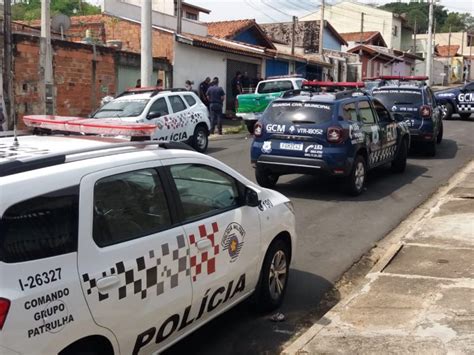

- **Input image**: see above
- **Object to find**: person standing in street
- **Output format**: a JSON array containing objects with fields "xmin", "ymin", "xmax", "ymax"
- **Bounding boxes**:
[
  {"xmin": 206, "ymin": 77, "xmax": 225, "ymax": 135},
  {"xmin": 199, "ymin": 77, "xmax": 211, "ymax": 108}
]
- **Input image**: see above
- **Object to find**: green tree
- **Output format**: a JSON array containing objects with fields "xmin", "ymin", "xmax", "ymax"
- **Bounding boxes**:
[
  {"xmin": 12, "ymin": 0, "xmax": 101, "ymax": 21},
  {"xmin": 440, "ymin": 13, "xmax": 467, "ymax": 32}
]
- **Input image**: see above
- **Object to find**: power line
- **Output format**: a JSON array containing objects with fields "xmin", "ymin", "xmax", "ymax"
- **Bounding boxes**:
[
  {"xmin": 261, "ymin": 0, "xmax": 296, "ymax": 18},
  {"xmin": 244, "ymin": 0, "xmax": 280, "ymax": 22}
]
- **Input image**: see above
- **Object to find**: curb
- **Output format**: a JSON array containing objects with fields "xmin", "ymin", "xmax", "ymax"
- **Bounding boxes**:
[
  {"xmin": 209, "ymin": 132, "xmax": 251, "ymax": 141},
  {"xmin": 281, "ymin": 159, "xmax": 474, "ymax": 355}
]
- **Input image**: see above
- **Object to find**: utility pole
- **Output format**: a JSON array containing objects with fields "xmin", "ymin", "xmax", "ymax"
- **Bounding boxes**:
[
  {"xmin": 426, "ymin": 0, "xmax": 433, "ymax": 84},
  {"xmin": 359, "ymin": 12, "xmax": 364, "ymax": 45},
  {"xmin": 3, "ymin": 0, "xmax": 14, "ymax": 129},
  {"xmin": 318, "ymin": 0, "xmax": 324, "ymax": 55},
  {"xmin": 413, "ymin": 18, "xmax": 417, "ymax": 54},
  {"xmin": 41, "ymin": 0, "xmax": 54, "ymax": 115},
  {"xmin": 141, "ymin": 0, "xmax": 153, "ymax": 87},
  {"xmin": 176, "ymin": 0, "xmax": 182, "ymax": 34},
  {"xmin": 291, "ymin": 16, "xmax": 297, "ymax": 55},
  {"xmin": 447, "ymin": 26, "xmax": 452, "ymax": 84},
  {"xmin": 469, "ymin": 34, "xmax": 473, "ymax": 81}
]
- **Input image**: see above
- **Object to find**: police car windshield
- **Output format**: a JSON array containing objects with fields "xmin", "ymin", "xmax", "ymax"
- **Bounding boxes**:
[
  {"xmin": 372, "ymin": 89, "xmax": 422, "ymax": 108},
  {"xmin": 264, "ymin": 101, "xmax": 333, "ymax": 124},
  {"xmin": 257, "ymin": 81, "xmax": 293, "ymax": 94},
  {"xmin": 93, "ymin": 99, "xmax": 150, "ymax": 118}
]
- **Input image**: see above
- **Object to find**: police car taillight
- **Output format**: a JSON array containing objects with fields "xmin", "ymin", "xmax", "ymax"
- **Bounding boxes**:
[
  {"xmin": 420, "ymin": 105, "xmax": 432, "ymax": 118},
  {"xmin": 254, "ymin": 122, "xmax": 263, "ymax": 137},
  {"xmin": 0, "ymin": 298, "xmax": 10, "ymax": 330},
  {"xmin": 327, "ymin": 126, "xmax": 344, "ymax": 144}
]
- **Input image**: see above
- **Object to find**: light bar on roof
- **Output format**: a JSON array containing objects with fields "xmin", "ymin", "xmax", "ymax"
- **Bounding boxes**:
[
  {"xmin": 302, "ymin": 81, "xmax": 365, "ymax": 88},
  {"xmin": 23, "ymin": 115, "xmax": 156, "ymax": 137},
  {"xmin": 372, "ymin": 75, "xmax": 429, "ymax": 81}
]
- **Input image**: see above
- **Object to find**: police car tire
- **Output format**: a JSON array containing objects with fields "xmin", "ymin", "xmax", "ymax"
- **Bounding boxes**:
[
  {"xmin": 345, "ymin": 155, "xmax": 366, "ymax": 196},
  {"xmin": 391, "ymin": 139, "xmax": 408, "ymax": 173},
  {"xmin": 437, "ymin": 123, "xmax": 443, "ymax": 144},
  {"xmin": 442, "ymin": 103, "xmax": 453, "ymax": 120},
  {"xmin": 459, "ymin": 113, "xmax": 472, "ymax": 120},
  {"xmin": 426, "ymin": 139, "xmax": 436, "ymax": 157},
  {"xmin": 192, "ymin": 125, "xmax": 209, "ymax": 153},
  {"xmin": 255, "ymin": 166, "xmax": 279, "ymax": 188},
  {"xmin": 246, "ymin": 121, "xmax": 255, "ymax": 134},
  {"xmin": 254, "ymin": 239, "xmax": 290, "ymax": 312}
]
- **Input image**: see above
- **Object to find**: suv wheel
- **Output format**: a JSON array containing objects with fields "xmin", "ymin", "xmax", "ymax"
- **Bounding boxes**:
[
  {"xmin": 391, "ymin": 139, "xmax": 408, "ymax": 173},
  {"xmin": 441, "ymin": 103, "xmax": 453, "ymax": 120},
  {"xmin": 254, "ymin": 239, "xmax": 290, "ymax": 312},
  {"xmin": 192, "ymin": 125, "xmax": 208, "ymax": 153},
  {"xmin": 345, "ymin": 155, "xmax": 366, "ymax": 196},
  {"xmin": 426, "ymin": 139, "xmax": 437, "ymax": 157},
  {"xmin": 246, "ymin": 121, "xmax": 255, "ymax": 134},
  {"xmin": 437, "ymin": 122, "xmax": 443, "ymax": 144},
  {"xmin": 459, "ymin": 113, "xmax": 471, "ymax": 120},
  {"xmin": 255, "ymin": 166, "xmax": 279, "ymax": 188}
]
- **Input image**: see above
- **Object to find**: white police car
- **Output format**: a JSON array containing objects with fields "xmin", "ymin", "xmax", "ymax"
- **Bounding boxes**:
[
  {"xmin": 27, "ymin": 87, "xmax": 211, "ymax": 153},
  {"xmin": 0, "ymin": 135, "xmax": 296, "ymax": 354}
]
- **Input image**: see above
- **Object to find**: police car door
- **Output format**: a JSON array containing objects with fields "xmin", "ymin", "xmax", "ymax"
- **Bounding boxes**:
[
  {"xmin": 78, "ymin": 163, "xmax": 192, "ymax": 355},
  {"xmin": 147, "ymin": 96, "xmax": 172, "ymax": 141},
  {"xmin": 164, "ymin": 158, "xmax": 261, "ymax": 327},
  {"xmin": 166, "ymin": 94, "xmax": 191, "ymax": 142},
  {"xmin": 373, "ymin": 100, "xmax": 398, "ymax": 162},
  {"xmin": 357, "ymin": 100, "xmax": 383, "ymax": 167},
  {"xmin": 458, "ymin": 82, "xmax": 474, "ymax": 114}
]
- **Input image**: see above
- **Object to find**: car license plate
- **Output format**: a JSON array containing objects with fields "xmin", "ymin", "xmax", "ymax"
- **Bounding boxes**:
[{"xmin": 280, "ymin": 142, "xmax": 303, "ymax": 151}]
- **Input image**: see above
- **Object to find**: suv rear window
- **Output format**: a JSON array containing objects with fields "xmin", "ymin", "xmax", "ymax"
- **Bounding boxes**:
[
  {"xmin": 0, "ymin": 187, "xmax": 79, "ymax": 263},
  {"xmin": 264, "ymin": 101, "xmax": 333, "ymax": 124},
  {"xmin": 372, "ymin": 89, "xmax": 423, "ymax": 108},
  {"xmin": 257, "ymin": 81, "xmax": 293, "ymax": 94},
  {"xmin": 93, "ymin": 99, "xmax": 149, "ymax": 118}
]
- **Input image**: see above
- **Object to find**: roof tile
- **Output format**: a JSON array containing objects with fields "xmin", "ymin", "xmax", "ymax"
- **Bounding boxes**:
[
  {"xmin": 207, "ymin": 19, "xmax": 256, "ymax": 38},
  {"xmin": 340, "ymin": 31, "xmax": 379, "ymax": 43},
  {"xmin": 435, "ymin": 45, "xmax": 460, "ymax": 57}
]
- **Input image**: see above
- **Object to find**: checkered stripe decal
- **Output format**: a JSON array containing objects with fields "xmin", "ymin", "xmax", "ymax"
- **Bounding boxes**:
[
  {"xmin": 457, "ymin": 104, "xmax": 473, "ymax": 112},
  {"xmin": 369, "ymin": 145, "xmax": 397, "ymax": 165},
  {"xmin": 189, "ymin": 222, "xmax": 220, "ymax": 282},
  {"xmin": 81, "ymin": 222, "xmax": 219, "ymax": 302}
]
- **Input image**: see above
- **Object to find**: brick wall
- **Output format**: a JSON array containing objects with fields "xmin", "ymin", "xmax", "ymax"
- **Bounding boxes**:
[{"xmin": 14, "ymin": 34, "xmax": 116, "ymax": 126}]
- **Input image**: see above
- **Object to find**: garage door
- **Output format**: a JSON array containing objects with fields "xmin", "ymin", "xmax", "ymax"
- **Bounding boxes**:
[
  {"xmin": 226, "ymin": 59, "xmax": 259, "ymax": 110},
  {"xmin": 265, "ymin": 59, "xmax": 289, "ymax": 78}
]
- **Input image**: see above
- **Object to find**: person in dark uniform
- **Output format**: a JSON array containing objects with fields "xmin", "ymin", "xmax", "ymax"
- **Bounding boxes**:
[
  {"xmin": 206, "ymin": 77, "xmax": 225, "ymax": 135},
  {"xmin": 231, "ymin": 71, "xmax": 243, "ymax": 111},
  {"xmin": 199, "ymin": 77, "xmax": 211, "ymax": 107}
]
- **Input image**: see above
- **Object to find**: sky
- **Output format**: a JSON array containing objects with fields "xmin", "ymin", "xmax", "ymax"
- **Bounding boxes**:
[{"xmin": 185, "ymin": 0, "xmax": 474, "ymax": 24}]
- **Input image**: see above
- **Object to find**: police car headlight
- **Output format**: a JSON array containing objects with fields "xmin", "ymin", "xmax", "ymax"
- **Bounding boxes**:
[{"xmin": 284, "ymin": 201, "xmax": 295, "ymax": 214}]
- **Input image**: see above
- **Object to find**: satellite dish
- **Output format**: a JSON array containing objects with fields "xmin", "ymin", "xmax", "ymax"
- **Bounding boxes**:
[{"xmin": 51, "ymin": 14, "xmax": 71, "ymax": 40}]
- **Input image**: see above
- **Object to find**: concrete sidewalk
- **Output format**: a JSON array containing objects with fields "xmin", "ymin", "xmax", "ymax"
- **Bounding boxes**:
[{"xmin": 283, "ymin": 161, "xmax": 474, "ymax": 355}]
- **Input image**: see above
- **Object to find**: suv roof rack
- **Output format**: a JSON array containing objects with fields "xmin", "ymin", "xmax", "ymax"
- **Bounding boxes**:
[
  {"xmin": 116, "ymin": 87, "xmax": 188, "ymax": 98},
  {"xmin": 266, "ymin": 74, "xmax": 304, "ymax": 80},
  {"xmin": 0, "ymin": 141, "xmax": 193, "ymax": 178}
]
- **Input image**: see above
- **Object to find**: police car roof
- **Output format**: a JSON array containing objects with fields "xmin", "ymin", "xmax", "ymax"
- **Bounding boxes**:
[
  {"xmin": 114, "ymin": 93, "xmax": 153, "ymax": 101},
  {"xmin": 277, "ymin": 93, "xmax": 338, "ymax": 103},
  {"xmin": 0, "ymin": 136, "xmax": 194, "ymax": 177},
  {"xmin": 373, "ymin": 85, "xmax": 423, "ymax": 91}
]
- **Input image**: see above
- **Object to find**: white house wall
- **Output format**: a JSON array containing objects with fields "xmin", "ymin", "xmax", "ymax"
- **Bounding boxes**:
[{"xmin": 301, "ymin": 1, "xmax": 401, "ymax": 50}]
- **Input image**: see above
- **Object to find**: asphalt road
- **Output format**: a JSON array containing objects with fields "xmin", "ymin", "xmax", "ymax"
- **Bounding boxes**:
[{"xmin": 165, "ymin": 116, "xmax": 474, "ymax": 355}]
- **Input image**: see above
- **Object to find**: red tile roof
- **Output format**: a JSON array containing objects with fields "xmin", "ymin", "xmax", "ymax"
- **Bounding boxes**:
[
  {"xmin": 207, "ymin": 19, "xmax": 256, "ymax": 39},
  {"xmin": 435, "ymin": 45, "xmax": 460, "ymax": 57},
  {"xmin": 340, "ymin": 31, "xmax": 380, "ymax": 43}
]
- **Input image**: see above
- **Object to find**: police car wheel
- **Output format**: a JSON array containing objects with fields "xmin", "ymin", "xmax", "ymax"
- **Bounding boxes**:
[
  {"xmin": 437, "ymin": 123, "xmax": 443, "ymax": 144},
  {"xmin": 459, "ymin": 113, "xmax": 472, "ymax": 120},
  {"xmin": 254, "ymin": 239, "xmax": 290, "ymax": 312},
  {"xmin": 255, "ymin": 166, "xmax": 279, "ymax": 188},
  {"xmin": 426, "ymin": 139, "xmax": 437, "ymax": 157},
  {"xmin": 391, "ymin": 139, "xmax": 408, "ymax": 173},
  {"xmin": 345, "ymin": 155, "xmax": 366, "ymax": 196},
  {"xmin": 441, "ymin": 103, "xmax": 453, "ymax": 120},
  {"xmin": 192, "ymin": 125, "xmax": 209, "ymax": 153},
  {"xmin": 246, "ymin": 121, "xmax": 255, "ymax": 134}
]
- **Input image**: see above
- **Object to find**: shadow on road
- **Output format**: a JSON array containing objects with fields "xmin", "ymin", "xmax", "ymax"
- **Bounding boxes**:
[
  {"xmin": 409, "ymin": 138, "xmax": 458, "ymax": 160},
  {"xmin": 163, "ymin": 269, "xmax": 336, "ymax": 355},
  {"xmin": 274, "ymin": 163, "xmax": 428, "ymax": 202}
]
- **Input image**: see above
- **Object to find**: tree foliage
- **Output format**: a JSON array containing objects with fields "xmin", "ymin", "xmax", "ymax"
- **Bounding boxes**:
[
  {"xmin": 379, "ymin": 2, "xmax": 473, "ymax": 34},
  {"xmin": 12, "ymin": 0, "xmax": 101, "ymax": 22}
]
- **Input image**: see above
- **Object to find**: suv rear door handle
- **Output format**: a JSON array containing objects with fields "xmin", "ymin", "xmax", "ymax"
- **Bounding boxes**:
[
  {"xmin": 196, "ymin": 239, "xmax": 212, "ymax": 251},
  {"xmin": 96, "ymin": 276, "xmax": 120, "ymax": 291}
]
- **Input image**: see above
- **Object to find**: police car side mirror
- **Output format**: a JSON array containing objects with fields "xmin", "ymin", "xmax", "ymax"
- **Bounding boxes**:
[
  {"xmin": 245, "ymin": 187, "xmax": 260, "ymax": 207},
  {"xmin": 393, "ymin": 113, "xmax": 404, "ymax": 122},
  {"xmin": 147, "ymin": 111, "xmax": 163, "ymax": 119}
]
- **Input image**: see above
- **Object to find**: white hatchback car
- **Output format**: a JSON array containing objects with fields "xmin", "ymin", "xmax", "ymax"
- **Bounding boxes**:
[
  {"xmin": 91, "ymin": 88, "xmax": 211, "ymax": 152},
  {"xmin": 0, "ymin": 135, "xmax": 296, "ymax": 355}
]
